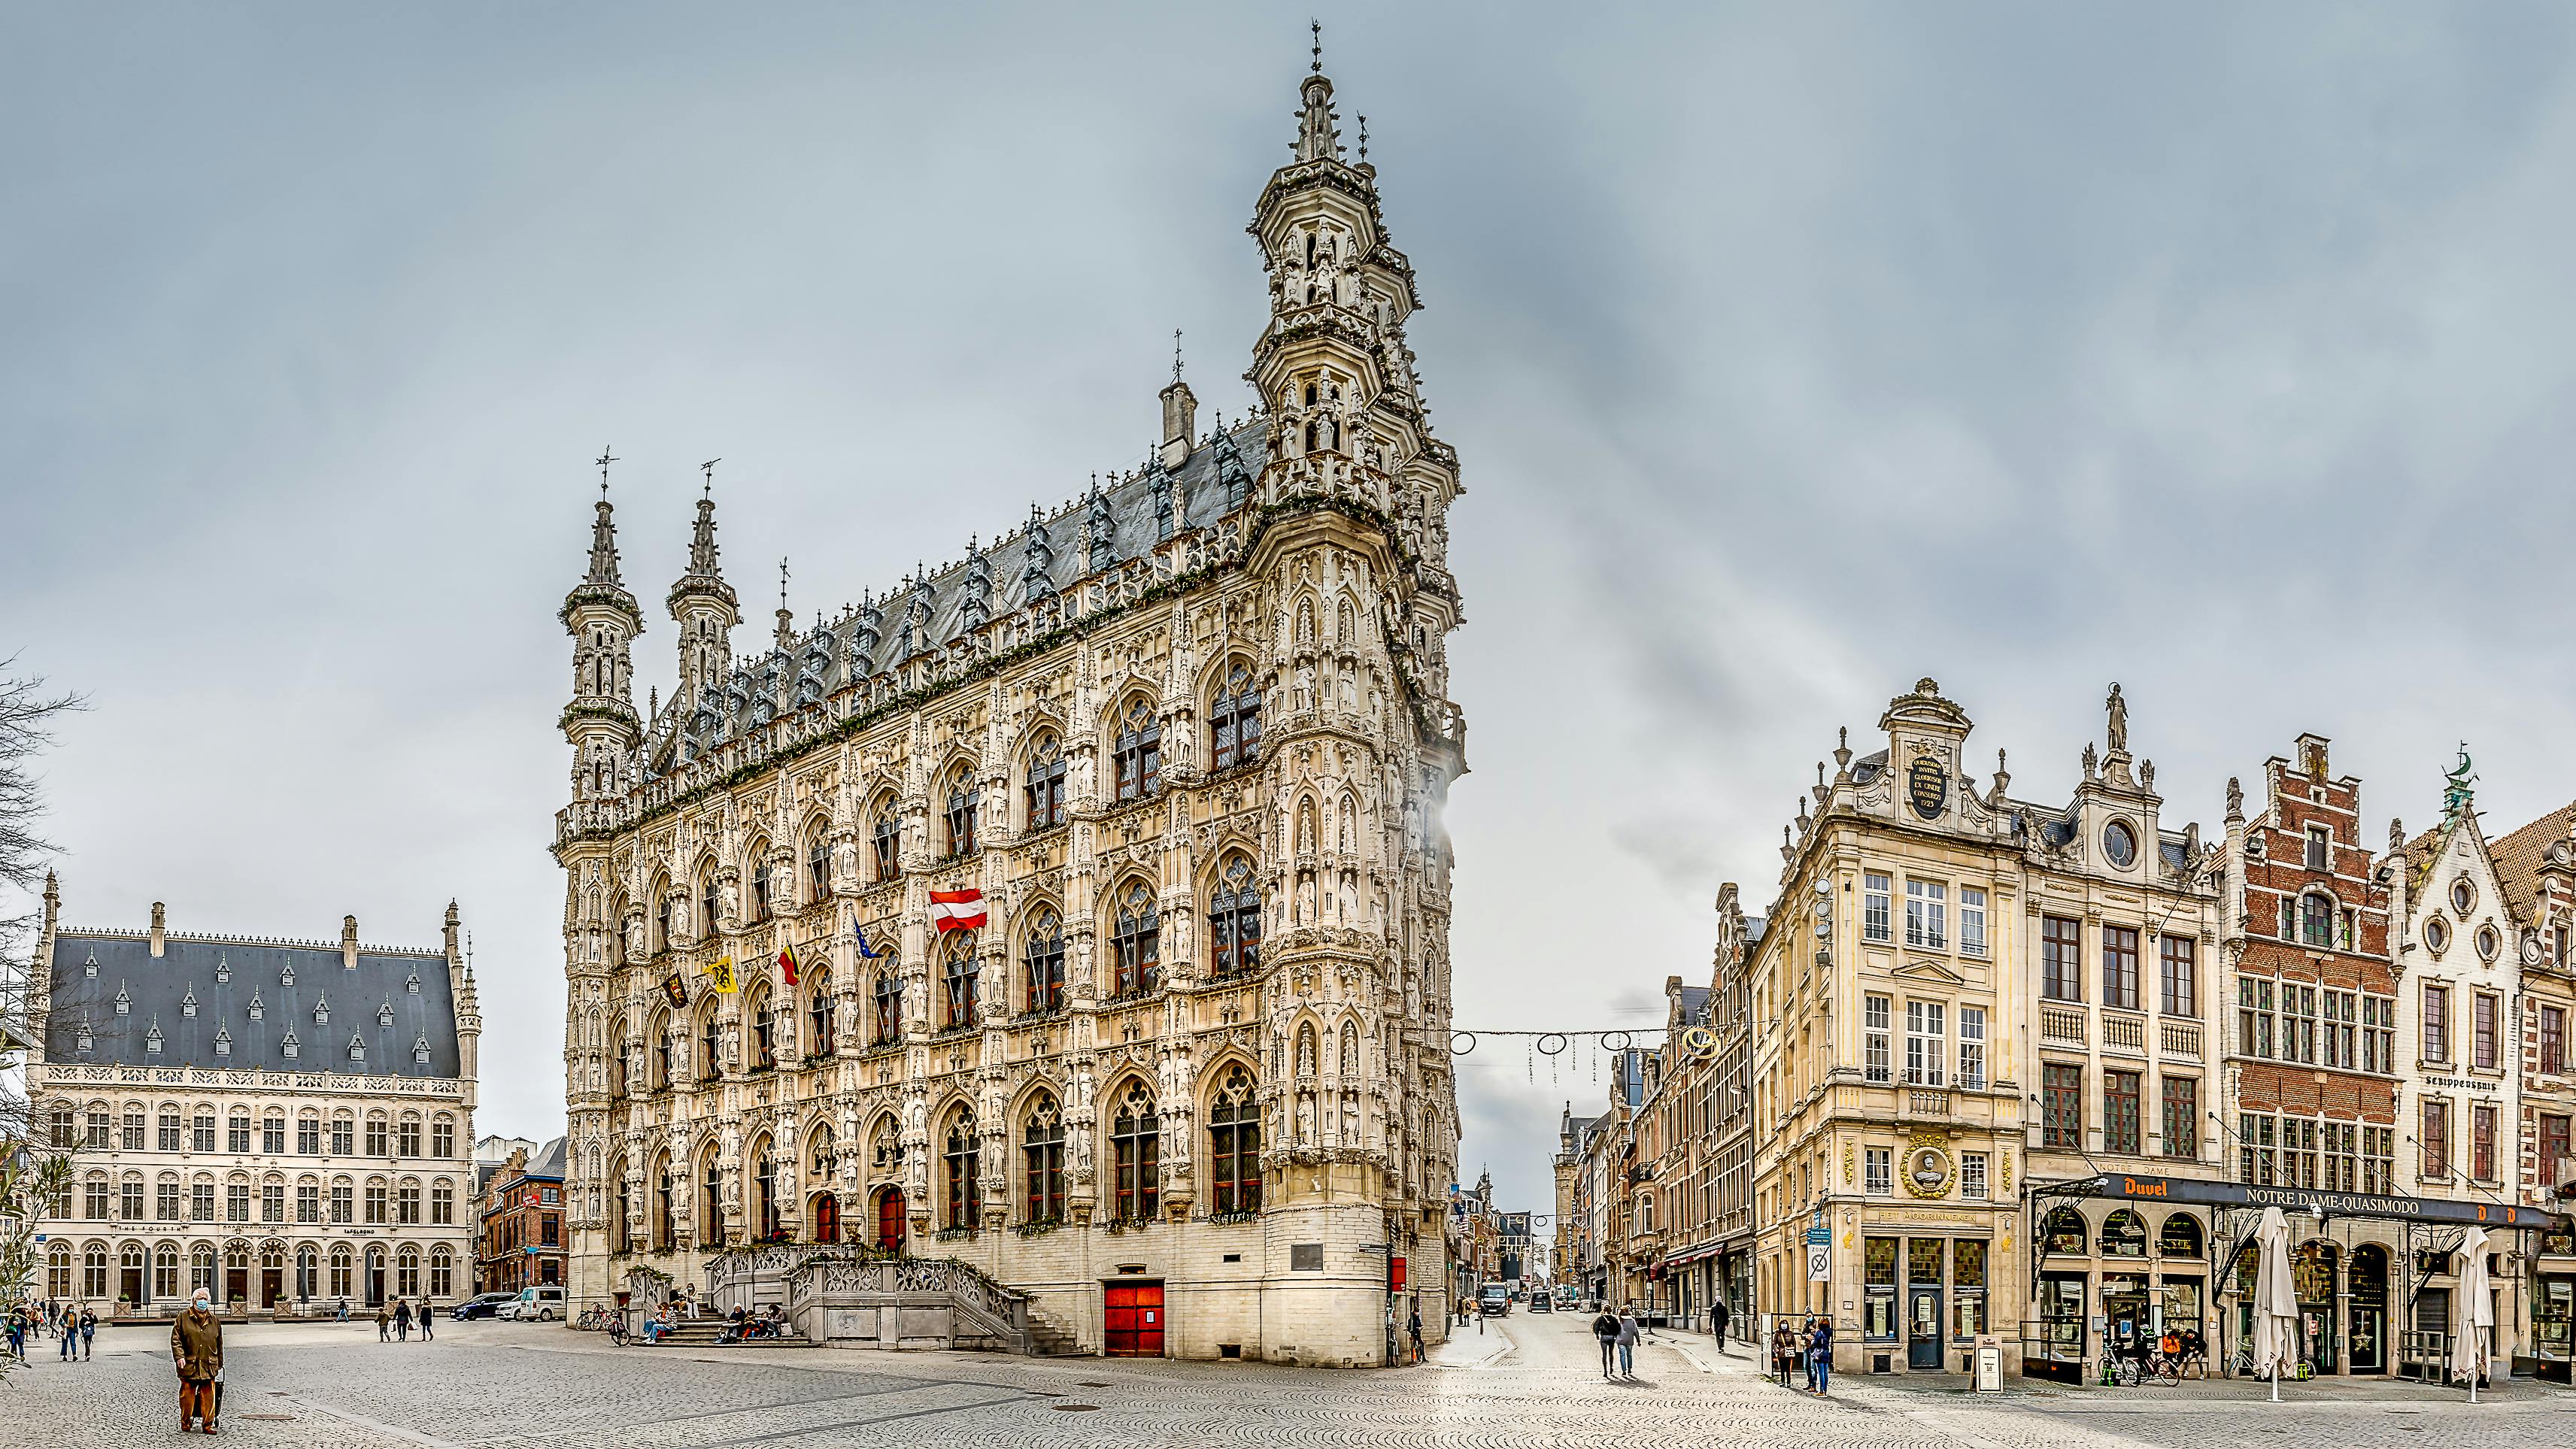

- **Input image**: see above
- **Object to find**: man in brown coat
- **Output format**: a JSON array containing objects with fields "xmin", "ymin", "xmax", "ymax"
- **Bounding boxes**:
[{"xmin": 171, "ymin": 1287, "xmax": 223, "ymax": 1433}]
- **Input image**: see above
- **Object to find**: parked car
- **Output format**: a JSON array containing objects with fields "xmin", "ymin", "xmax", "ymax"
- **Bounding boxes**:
[
  {"xmin": 1477, "ymin": 1284, "xmax": 1511, "ymax": 1317},
  {"xmin": 1527, "ymin": 1294, "xmax": 1552, "ymax": 1313},
  {"xmin": 451, "ymin": 1291, "xmax": 517, "ymax": 1321},
  {"xmin": 498, "ymin": 1286, "xmax": 566, "ymax": 1321}
]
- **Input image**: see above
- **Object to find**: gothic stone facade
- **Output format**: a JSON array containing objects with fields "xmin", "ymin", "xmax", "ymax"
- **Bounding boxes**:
[
  {"xmin": 28, "ymin": 884, "xmax": 481, "ymax": 1315},
  {"xmin": 550, "ymin": 59, "xmax": 1466, "ymax": 1366}
]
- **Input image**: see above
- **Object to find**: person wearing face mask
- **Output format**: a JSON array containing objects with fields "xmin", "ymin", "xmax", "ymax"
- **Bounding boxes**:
[{"xmin": 172, "ymin": 1287, "xmax": 225, "ymax": 1434}]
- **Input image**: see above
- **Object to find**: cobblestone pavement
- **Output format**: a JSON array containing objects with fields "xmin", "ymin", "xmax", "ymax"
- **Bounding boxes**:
[{"xmin": 5, "ymin": 1314, "xmax": 2570, "ymax": 1447}]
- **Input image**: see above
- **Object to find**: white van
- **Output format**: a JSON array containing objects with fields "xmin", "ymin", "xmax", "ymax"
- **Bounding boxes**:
[{"xmin": 499, "ymin": 1286, "xmax": 566, "ymax": 1321}]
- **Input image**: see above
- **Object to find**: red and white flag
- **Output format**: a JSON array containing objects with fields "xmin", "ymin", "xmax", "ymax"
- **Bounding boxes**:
[{"xmin": 930, "ymin": 887, "xmax": 987, "ymax": 934}]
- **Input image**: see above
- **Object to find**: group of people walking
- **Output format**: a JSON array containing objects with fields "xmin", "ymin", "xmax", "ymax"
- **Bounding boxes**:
[
  {"xmin": 1771, "ymin": 1316, "xmax": 1834, "ymax": 1396},
  {"xmin": 6, "ymin": 1299, "xmax": 98, "ymax": 1362},
  {"xmin": 1588, "ymin": 1306, "xmax": 1646, "ymax": 1379},
  {"xmin": 374, "ymin": 1297, "xmax": 437, "ymax": 1341}
]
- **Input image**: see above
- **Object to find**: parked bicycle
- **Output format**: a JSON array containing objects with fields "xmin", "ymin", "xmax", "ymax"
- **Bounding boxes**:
[{"xmin": 574, "ymin": 1307, "xmax": 611, "ymax": 1332}]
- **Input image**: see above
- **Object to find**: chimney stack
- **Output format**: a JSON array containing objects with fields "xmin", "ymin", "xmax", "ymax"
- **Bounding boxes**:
[
  {"xmin": 342, "ymin": 914, "xmax": 360, "ymax": 970},
  {"xmin": 150, "ymin": 902, "xmax": 165, "ymax": 956},
  {"xmin": 1159, "ymin": 374, "xmax": 1197, "ymax": 472}
]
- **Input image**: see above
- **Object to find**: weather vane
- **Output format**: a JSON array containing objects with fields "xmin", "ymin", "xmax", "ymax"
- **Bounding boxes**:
[
  {"xmin": 1311, "ymin": 19, "xmax": 1322, "ymax": 73},
  {"xmin": 594, "ymin": 444, "xmax": 617, "ymax": 498},
  {"xmin": 778, "ymin": 557, "xmax": 790, "ymax": 611},
  {"xmin": 699, "ymin": 458, "xmax": 721, "ymax": 497},
  {"xmin": 1172, "ymin": 329, "xmax": 1185, "ymax": 383}
]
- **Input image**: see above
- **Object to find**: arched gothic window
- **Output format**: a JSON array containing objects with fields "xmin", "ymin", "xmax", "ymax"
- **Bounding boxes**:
[
  {"xmin": 807, "ymin": 975, "xmax": 833, "ymax": 1054},
  {"xmin": 1025, "ymin": 733, "xmax": 1067, "ymax": 829},
  {"xmin": 1023, "ymin": 1093, "xmax": 1064, "ymax": 1223},
  {"xmin": 699, "ymin": 1012, "xmax": 722, "ymax": 1079},
  {"xmin": 1210, "ymin": 662, "xmax": 1261, "ymax": 770},
  {"xmin": 942, "ymin": 934, "xmax": 979, "ymax": 1029},
  {"xmin": 1209, "ymin": 855, "xmax": 1261, "ymax": 979},
  {"xmin": 656, "ymin": 893, "xmax": 672, "ymax": 953},
  {"xmin": 702, "ymin": 1156, "xmax": 724, "ymax": 1246},
  {"xmin": 1112, "ymin": 883, "xmax": 1161, "ymax": 999},
  {"xmin": 2301, "ymin": 891, "xmax": 2335, "ymax": 948},
  {"xmin": 654, "ymin": 1162, "xmax": 675, "ymax": 1250},
  {"xmin": 1111, "ymin": 1082, "xmax": 1160, "ymax": 1222},
  {"xmin": 944, "ymin": 1111, "xmax": 981, "ymax": 1229},
  {"xmin": 1113, "ymin": 697, "xmax": 1161, "ymax": 802},
  {"xmin": 807, "ymin": 835, "xmax": 830, "ymax": 902},
  {"xmin": 652, "ymin": 1023, "xmax": 673, "ymax": 1090},
  {"xmin": 1209, "ymin": 1066, "xmax": 1261, "ymax": 1212},
  {"xmin": 1006, "ymin": 906, "xmax": 1061, "ymax": 1016},
  {"xmin": 750, "ymin": 856, "xmax": 773, "ymax": 923},
  {"xmin": 809, "ymin": 1127, "xmax": 836, "ymax": 1181},
  {"xmin": 700, "ymin": 875, "xmax": 721, "ymax": 939},
  {"xmin": 754, "ymin": 1149, "xmax": 779, "ymax": 1239},
  {"xmin": 944, "ymin": 765, "xmax": 980, "ymax": 858},
  {"xmin": 748, "ymin": 990, "xmax": 776, "ymax": 1069},
  {"xmin": 872, "ymin": 800, "xmax": 902, "ymax": 882},
  {"xmin": 872, "ymin": 969, "xmax": 902, "ymax": 1045}
]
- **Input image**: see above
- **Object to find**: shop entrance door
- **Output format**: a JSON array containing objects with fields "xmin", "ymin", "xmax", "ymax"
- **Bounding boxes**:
[
  {"xmin": 2034, "ymin": 1274, "xmax": 2086, "ymax": 1383},
  {"xmin": 224, "ymin": 1266, "xmax": 248, "ymax": 1308},
  {"xmin": 2349, "ymin": 1245, "xmax": 2389, "ymax": 1373},
  {"xmin": 1103, "ymin": 1281, "xmax": 1164, "ymax": 1357},
  {"xmin": 1907, "ymin": 1284, "xmax": 1943, "ymax": 1371},
  {"xmin": 261, "ymin": 1267, "xmax": 282, "ymax": 1308}
]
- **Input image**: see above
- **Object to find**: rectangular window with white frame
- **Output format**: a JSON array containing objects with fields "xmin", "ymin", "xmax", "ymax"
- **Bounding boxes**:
[
  {"xmin": 1864, "ymin": 1147, "xmax": 1892, "ymax": 1196},
  {"xmin": 1959, "ymin": 887, "xmax": 1986, "ymax": 957},
  {"xmin": 1864, "ymin": 995, "xmax": 1892, "ymax": 1084},
  {"xmin": 1863, "ymin": 873, "xmax": 1892, "ymax": 942},
  {"xmin": 1957, "ymin": 1005, "xmax": 1986, "ymax": 1090},
  {"xmin": 1905, "ymin": 880, "xmax": 1947, "ymax": 950},
  {"xmin": 1960, "ymin": 1152, "xmax": 1989, "ymax": 1199},
  {"xmin": 1905, "ymin": 1001, "xmax": 1946, "ymax": 1087}
]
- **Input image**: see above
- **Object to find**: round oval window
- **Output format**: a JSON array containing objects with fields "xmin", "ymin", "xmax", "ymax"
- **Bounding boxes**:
[
  {"xmin": 2103, "ymin": 820, "xmax": 2138, "ymax": 868},
  {"xmin": 2426, "ymin": 917, "xmax": 2449, "ymax": 953},
  {"xmin": 2452, "ymin": 879, "xmax": 2475, "ymax": 914},
  {"xmin": 2477, "ymin": 925, "xmax": 2499, "ymax": 961}
]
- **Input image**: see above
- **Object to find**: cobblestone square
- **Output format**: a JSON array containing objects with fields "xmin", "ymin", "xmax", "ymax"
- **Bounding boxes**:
[{"xmin": 7, "ymin": 1313, "xmax": 2571, "ymax": 1448}]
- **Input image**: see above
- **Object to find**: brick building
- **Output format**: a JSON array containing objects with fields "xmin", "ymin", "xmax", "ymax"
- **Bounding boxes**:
[{"xmin": 477, "ymin": 1136, "xmax": 566, "ymax": 1296}]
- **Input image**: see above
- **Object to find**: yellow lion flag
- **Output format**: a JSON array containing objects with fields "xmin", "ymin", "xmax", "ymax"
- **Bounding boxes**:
[{"xmin": 708, "ymin": 956, "xmax": 738, "ymax": 993}]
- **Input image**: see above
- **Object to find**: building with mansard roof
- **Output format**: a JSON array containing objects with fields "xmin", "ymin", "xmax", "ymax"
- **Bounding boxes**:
[
  {"xmin": 550, "ymin": 48, "xmax": 1466, "ymax": 1366},
  {"xmin": 26, "ymin": 881, "xmax": 479, "ymax": 1316}
]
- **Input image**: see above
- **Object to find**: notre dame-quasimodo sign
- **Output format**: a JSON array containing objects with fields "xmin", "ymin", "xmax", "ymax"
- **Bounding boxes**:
[{"xmin": 1907, "ymin": 758, "xmax": 1947, "ymax": 820}]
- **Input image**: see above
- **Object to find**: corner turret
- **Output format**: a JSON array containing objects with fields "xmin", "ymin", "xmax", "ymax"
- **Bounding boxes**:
[
  {"xmin": 563, "ymin": 456, "xmax": 645, "ymax": 799},
  {"xmin": 667, "ymin": 468, "xmax": 740, "ymax": 712}
]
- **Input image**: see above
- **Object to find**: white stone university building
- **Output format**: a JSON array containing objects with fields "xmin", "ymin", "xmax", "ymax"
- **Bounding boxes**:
[
  {"xmin": 551, "ymin": 53, "xmax": 1467, "ymax": 1365},
  {"xmin": 26, "ymin": 882, "xmax": 481, "ymax": 1316}
]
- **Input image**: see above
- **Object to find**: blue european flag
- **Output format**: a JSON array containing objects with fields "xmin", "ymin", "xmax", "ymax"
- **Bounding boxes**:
[{"xmin": 850, "ymin": 911, "xmax": 884, "ymax": 959}]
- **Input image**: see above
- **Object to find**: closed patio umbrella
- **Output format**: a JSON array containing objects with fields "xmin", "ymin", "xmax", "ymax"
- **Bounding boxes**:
[
  {"xmin": 2450, "ymin": 1227, "xmax": 2493, "ymax": 1401},
  {"xmin": 2247, "ymin": 1207, "xmax": 2301, "ymax": 1402}
]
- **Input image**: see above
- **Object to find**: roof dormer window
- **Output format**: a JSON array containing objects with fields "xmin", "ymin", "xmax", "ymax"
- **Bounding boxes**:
[
  {"xmin": 378, "ymin": 1001, "xmax": 396, "ymax": 1028},
  {"xmin": 213, "ymin": 1026, "xmax": 232, "ymax": 1057},
  {"xmin": 281, "ymin": 1032, "xmax": 299, "ymax": 1059},
  {"xmin": 314, "ymin": 993, "xmax": 329, "ymax": 1025},
  {"xmin": 182, "ymin": 986, "xmax": 199, "ymax": 1017},
  {"xmin": 113, "ymin": 984, "xmax": 130, "ymax": 1017},
  {"xmin": 144, "ymin": 1020, "xmax": 162, "ymax": 1054},
  {"xmin": 347, "ymin": 1034, "xmax": 366, "ymax": 1062},
  {"xmin": 281, "ymin": 962, "xmax": 295, "ymax": 987},
  {"xmin": 405, "ymin": 971, "xmax": 421, "ymax": 996},
  {"xmin": 75, "ymin": 1020, "xmax": 93, "ymax": 1053},
  {"xmin": 413, "ymin": 1034, "xmax": 432, "ymax": 1065},
  {"xmin": 83, "ymin": 951, "xmax": 98, "ymax": 978},
  {"xmin": 247, "ymin": 988, "xmax": 263, "ymax": 1020},
  {"xmin": 214, "ymin": 954, "xmax": 230, "ymax": 984}
]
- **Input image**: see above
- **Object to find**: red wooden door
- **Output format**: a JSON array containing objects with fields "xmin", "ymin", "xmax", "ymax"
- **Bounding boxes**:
[
  {"xmin": 813, "ymin": 1195, "xmax": 839, "ymax": 1244},
  {"xmin": 875, "ymin": 1189, "xmax": 906, "ymax": 1252},
  {"xmin": 1103, "ymin": 1282, "xmax": 1164, "ymax": 1357}
]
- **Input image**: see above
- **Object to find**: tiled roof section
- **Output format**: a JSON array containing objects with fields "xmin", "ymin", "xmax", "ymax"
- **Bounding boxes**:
[
  {"xmin": 1675, "ymin": 985, "xmax": 1710, "ymax": 1024},
  {"xmin": 531, "ymin": 1135, "xmax": 568, "ymax": 1181},
  {"xmin": 2490, "ymin": 802, "xmax": 2576, "ymax": 921},
  {"xmin": 44, "ymin": 931, "xmax": 460, "ymax": 1078}
]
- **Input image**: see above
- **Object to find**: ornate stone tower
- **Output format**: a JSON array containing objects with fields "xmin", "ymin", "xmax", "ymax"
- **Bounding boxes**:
[
  {"xmin": 668, "ymin": 486, "xmax": 739, "ymax": 714},
  {"xmin": 1244, "ymin": 39, "xmax": 1467, "ymax": 1360},
  {"xmin": 562, "ymin": 484, "xmax": 644, "ymax": 805}
]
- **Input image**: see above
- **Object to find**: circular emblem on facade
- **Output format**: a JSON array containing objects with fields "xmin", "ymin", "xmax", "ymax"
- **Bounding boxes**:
[
  {"xmin": 1679, "ymin": 1025, "xmax": 1719, "ymax": 1060},
  {"xmin": 1904, "ymin": 1143, "xmax": 1955, "ymax": 1199},
  {"xmin": 1907, "ymin": 758, "xmax": 1948, "ymax": 820}
]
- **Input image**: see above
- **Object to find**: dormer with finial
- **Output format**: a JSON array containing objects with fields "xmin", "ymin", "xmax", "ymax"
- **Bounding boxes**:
[
  {"xmin": 1159, "ymin": 329, "xmax": 1197, "ymax": 472},
  {"xmin": 669, "ymin": 459, "xmax": 740, "ymax": 710},
  {"xmin": 563, "ymin": 447, "xmax": 645, "ymax": 799}
]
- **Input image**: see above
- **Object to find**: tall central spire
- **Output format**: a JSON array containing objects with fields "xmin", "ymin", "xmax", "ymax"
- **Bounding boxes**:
[{"xmin": 1294, "ymin": 26, "xmax": 1343, "ymax": 165}]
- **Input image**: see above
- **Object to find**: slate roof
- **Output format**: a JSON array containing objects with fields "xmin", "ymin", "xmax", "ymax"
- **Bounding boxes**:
[
  {"xmin": 530, "ymin": 1135, "xmax": 567, "ymax": 1181},
  {"xmin": 1674, "ymin": 985, "xmax": 1710, "ymax": 1025},
  {"xmin": 44, "ymin": 930, "xmax": 461, "ymax": 1078},
  {"xmin": 651, "ymin": 417, "xmax": 1265, "ymax": 768}
]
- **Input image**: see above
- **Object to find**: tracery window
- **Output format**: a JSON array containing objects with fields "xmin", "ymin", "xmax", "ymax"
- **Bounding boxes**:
[
  {"xmin": 808, "ymin": 975, "xmax": 834, "ymax": 1054},
  {"xmin": 872, "ymin": 802, "xmax": 902, "ymax": 882},
  {"xmin": 808, "ymin": 836, "xmax": 830, "ymax": 901},
  {"xmin": 1023, "ymin": 1093, "xmax": 1064, "ymax": 1223},
  {"xmin": 1209, "ymin": 1067, "xmax": 1261, "ymax": 1212},
  {"xmin": 944, "ymin": 1111, "xmax": 981, "ymax": 1229},
  {"xmin": 750, "ymin": 991, "xmax": 776, "ymax": 1069},
  {"xmin": 1111, "ymin": 1082, "xmax": 1160, "ymax": 1222},
  {"xmin": 701, "ymin": 876, "xmax": 721, "ymax": 938},
  {"xmin": 944, "ymin": 765, "xmax": 980, "ymax": 858},
  {"xmin": 1025, "ymin": 733, "xmax": 1067, "ymax": 830},
  {"xmin": 699, "ymin": 1012, "xmax": 723, "ymax": 1078},
  {"xmin": 1112, "ymin": 883, "xmax": 1161, "ymax": 998},
  {"xmin": 1113, "ymin": 697, "xmax": 1161, "ymax": 802},
  {"xmin": 1209, "ymin": 855, "xmax": 1261, "ymax": 979},
  {"xmin": 872, "ymin": 969, "xmax": 902, "ymax": 1045},
  {"xmin": 942, "ymin": 934, "xmax": 979, "ymax": 1029},
  {"xmin": 1024, "ymin": 907, "xmax": 1065, "ymax": 1014},
  {"xmin": 751, "ymin": 857, "xmax": 773, "ymax": 922},
  {"xmin": 1210, "ymin": 662, "xmax": 1261, "ymax": 770}
]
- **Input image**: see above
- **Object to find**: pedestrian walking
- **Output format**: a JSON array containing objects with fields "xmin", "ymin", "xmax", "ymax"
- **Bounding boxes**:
[
  {"xmin": 1810, "ymin": 1317, "xmax": 1834, "ymax": 1396},
  {"xmin": 1406, "ymin": 1306, "xmax": 1424, "ymax": 1364},
  {"xmin": 1591, "ymin": 1307, "xmax": 1620, "ymax": 1378},
  {"xmin": 375, "ymin": 1302, "xmax": 391, "ymax": 1341},
  {"xmin": 7, "ymin": 1305, "xmax": 25, "ymax": 1362},
  {"xmin": 79, "ymin": 1308, "xmax": 96, "ymax": 1360},
  {"xmin": 417, "ymin": 1298, "xmax": 435, "ymax": 1341},
  {"xmin": 393, "ymin": 1298, "xmax": 411, "ymax": 1341},
  {"xmin": 1615, "ymin": 1308, "xmax": 1641, "ymax": 1379},
  {"xmin": 58, "ymin": 1305, "xmax": 74, "ymax": 1360},
  {"xmin": 1772, "ymin": 1322, "xmax": 1795, "ymax": 1387},
  {"xmin": 336, "ymin": 1297, "xmax": 349, "ymax": 1323},
  {"xmin": 1710, "ymin": 1296, "xmax": 1731, "ymax": 1352},
  {"xmin": 171, "ymin": 1287, "xmax": 223, "ymax": 1434}
]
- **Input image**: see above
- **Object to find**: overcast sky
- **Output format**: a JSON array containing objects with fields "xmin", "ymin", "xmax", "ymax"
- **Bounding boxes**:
[{"xmin": 11, "ymin": 5, "xmax": 2576, "ymax": 1241}]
